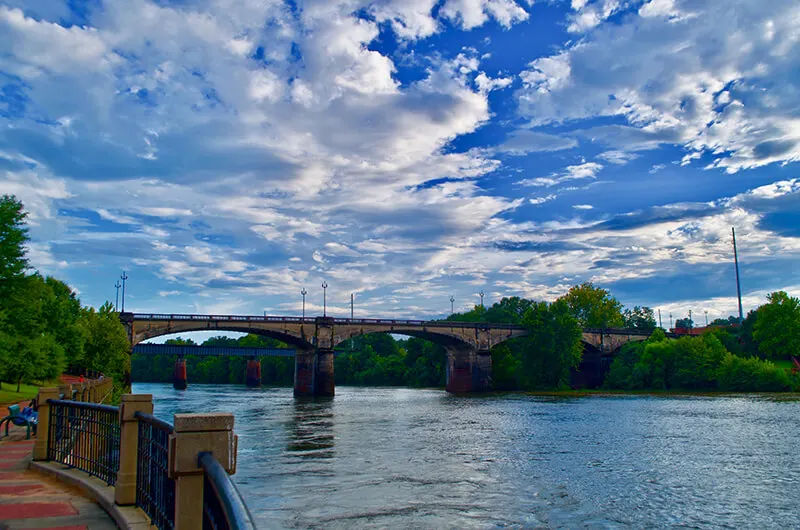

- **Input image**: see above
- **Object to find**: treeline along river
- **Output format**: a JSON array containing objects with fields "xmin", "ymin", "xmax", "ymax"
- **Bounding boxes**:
[{"xmin": 135, "ymin": 383, "xmax": 800, "ymax": 529}]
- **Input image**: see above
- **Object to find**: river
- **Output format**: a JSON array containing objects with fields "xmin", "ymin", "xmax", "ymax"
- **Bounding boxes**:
[{"xmin": 132, "ymin": 383, "xmax": 799, "ymax": 529}]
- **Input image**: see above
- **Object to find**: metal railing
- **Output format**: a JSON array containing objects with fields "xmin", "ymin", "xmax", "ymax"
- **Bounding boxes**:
[
  {"xmin": 135, "ymin": 412, "xmax": 176, "ymax": 530},
  {"xmin": 125, "ymin": 312, "xmax": 525, "ymax": 330},
  {"xmin": 47, "ymin": 400, "xmax": 120, "ymax": 485},
  {"xmin": 199, "ymin": 452, "xmax": 256, "ymax": 530}
]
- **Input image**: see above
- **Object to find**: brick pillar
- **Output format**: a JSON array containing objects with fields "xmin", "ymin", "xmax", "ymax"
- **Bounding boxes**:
[
  {"xmin": 314, "ymin": 349, "xmax": 335, "ymax": 396},
  {"xmin": 245, "ymin": 358, "xmax": 261, "ymax": 388},
  {"xmin": 473, "ymin": 350, "xmax": 492, "ymax": 392},
  {"xmin": 445, "ymin": 346, "xmax": 475, "ymax": 393},
  {"xmin": 115, "ymin": 394, "xmax": 153, "ymax": 505},
  {"xmin": 170, "ymin": 413, "xmax": 238, "ymax": 530},
  {"xmin": 294, "ymin": 348, "xmax": 315, "ymax": 396},
  {"xmin": 173, "ymin": 357, "xmax": 188, "ymax": 390},
  {"xmin": 33, "ymin": 387, "xmax": 60, "ymax": 461}
]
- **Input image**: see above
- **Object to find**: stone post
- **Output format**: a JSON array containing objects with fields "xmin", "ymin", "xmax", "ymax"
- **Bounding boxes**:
[
  {"xmin": 33, "ymin": 387, "xmax": 60, "ymax": 461},
  {"xmin": 57, "ymin": 384, "xmax": 72, "ymax": 401},
  {"xmin": 314, "ymin": 349, "xmax": 335, "ymax": 396},
  {"xmin": 115, "ymin": 394, "xmax": 154, "ymax": 506},
  {"xmin": 169, "ymin": 413, "xmax": 238, "ymax": 530}
]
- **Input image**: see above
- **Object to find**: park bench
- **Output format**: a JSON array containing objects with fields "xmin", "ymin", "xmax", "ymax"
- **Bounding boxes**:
[{"xmin": 1, "ymin": 404, "xmax": 38, "ymax": 440}]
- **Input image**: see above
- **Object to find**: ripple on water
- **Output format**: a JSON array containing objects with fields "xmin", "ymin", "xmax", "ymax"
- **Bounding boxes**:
[{"xmin": 134, "ymin": 383, "xmax": 800, "ymax": 529}]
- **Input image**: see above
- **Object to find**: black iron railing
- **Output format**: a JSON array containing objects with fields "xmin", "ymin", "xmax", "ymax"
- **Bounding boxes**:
[
  {"xmin": 135, "ymin": 412, "xmax": 176, "ymax": 530},
  {"xmin": 199, "ymin": 452, "xmax": 256, "ymax": 530},
  {"xmin": 47, "ymin": 400, "xmax": 120, "ymax": 485}
]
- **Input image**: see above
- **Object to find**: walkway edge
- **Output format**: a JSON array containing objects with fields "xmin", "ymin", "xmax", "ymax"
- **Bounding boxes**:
[{"xmin": 29, "ymin": 461, "xmax": 153, "ymax": 530}]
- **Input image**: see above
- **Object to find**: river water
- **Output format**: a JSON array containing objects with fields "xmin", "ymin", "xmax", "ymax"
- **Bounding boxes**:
[{"xmin": 133, "ymin": 383, "xmax": 799, "ymax": 529}]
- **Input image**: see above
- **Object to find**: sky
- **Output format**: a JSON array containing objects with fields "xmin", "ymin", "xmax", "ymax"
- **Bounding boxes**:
[{"xmin": 1, "ymin": 0, "xmax": 799, "ymax": 326}]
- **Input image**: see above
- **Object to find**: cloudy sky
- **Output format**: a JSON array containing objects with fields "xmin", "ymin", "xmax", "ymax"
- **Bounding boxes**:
[{"xmin": 1, "ymin": 0, "xmax": 798, "ymax": 324}]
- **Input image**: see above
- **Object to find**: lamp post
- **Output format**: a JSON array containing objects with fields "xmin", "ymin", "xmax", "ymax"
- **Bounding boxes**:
[
  {"xmin": 350, "ymin": 293, "xmax": 354, "ymax": 320},
  {"xmin": 114, "ymin": 280, "xmax": 122, "ymax": 312},
  {"xmin": 688, "ymin": 309, "xmax": 692, "ymax": 330},
  {"xmin": 120, "ymin": 271, "xmax": 128, "ymax": 312},
  {"xmin": 450, "ymin": 296, "xmax": 455, "ymax": 315},
  {"xmin": 704, "ymin": 310, "xmax": 708, "ymax": 327},
  {"xmin": 301, "ymin": 288, "xmax": 307, "ymax": 319},
  {"xmin": 658, "ymin": 308, "xmax": 662, "ymax": 329},
  {"xmin": 479, "ymin": 290, "xmax": 484, "ymax": 308},
  {"xmin": 322, "ymin": 281, "xmax": 328, "ymax": 317},
  {"xmin": 669, "ymin": 312, "xmax": 673, "ymax": 329}
]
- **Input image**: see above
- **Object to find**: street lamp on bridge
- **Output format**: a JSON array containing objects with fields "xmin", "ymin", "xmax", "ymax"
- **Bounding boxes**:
[
  {"xmin": 120, "ymin": 271, "xmax": 129, "ymax": 312},
  {"xmin": 450, "ymin": 295, "xmax": 455, "ymax": 315},
  {"xmin": 301, "ymin": 288, "xmax": 307, "ymax": 319},
  {"xmin": 114, "ymin": 280, "xmax": 122, "ymax": 312},
  {"xmin": 322, "ymin": 281, "xmax": 328, "ymax": 317},
  {"xmin": 479, "ymin": 290, "xmax": 484, "ymax": 308}
]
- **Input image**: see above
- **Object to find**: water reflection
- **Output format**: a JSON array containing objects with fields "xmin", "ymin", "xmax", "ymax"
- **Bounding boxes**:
[
  {"xmin": 136, "ymin": 383, "xmax": 800, "ymax": 529},
  {"xmin": 285, "ymin": 397, "xmax": 335, "ymax": 459}
]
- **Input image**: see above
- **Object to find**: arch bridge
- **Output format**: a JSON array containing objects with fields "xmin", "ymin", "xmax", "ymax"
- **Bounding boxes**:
[{"xmin": 122, "ymin": 313, "xmax": 656, "ymax": 395}]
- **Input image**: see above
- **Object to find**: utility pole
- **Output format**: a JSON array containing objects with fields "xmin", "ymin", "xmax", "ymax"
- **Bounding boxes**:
[
  {"xmin": 350, "ymin": 293, "xmax": 354, "ymax": 320},
  {"xmin": 114, "ymin": 280, "xmax": 121, "ymax": 311},
  {"xmin": 301, "ymin": 288, "xmax": 307, "ymax": 319},
  {"xmin": 450, "ymin": 296, "xmax": 455, "ymax": 315},
  {"xmin": 658, "ymin": 308, "xmax": 662, "ymax": 329},
  {"xmin": 321, "ymin": 281, "xmax": 328, "ymax": 317},
  {"xmin": 120, "ymin": 271, "xmax": 128, "ymax": 312},
  {"xmin": 732, "ymin": 227, "xmax": 744, "ymax": 323}
]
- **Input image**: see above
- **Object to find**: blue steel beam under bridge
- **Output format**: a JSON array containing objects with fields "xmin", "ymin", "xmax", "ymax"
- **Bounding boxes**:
[{"xmin": 133, "ymin": 344, "xmax": 298, "ymax": 357}]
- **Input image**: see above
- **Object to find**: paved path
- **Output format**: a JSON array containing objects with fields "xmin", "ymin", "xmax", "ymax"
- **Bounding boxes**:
[{"xmin": 0, "ymin": 428, "xmax": 117, "ymax": 530}]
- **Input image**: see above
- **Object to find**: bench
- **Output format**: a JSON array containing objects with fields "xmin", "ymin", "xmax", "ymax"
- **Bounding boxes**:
[{"xmin": 1, "ymin": 404, "xmax": 38, "ymax": 440}]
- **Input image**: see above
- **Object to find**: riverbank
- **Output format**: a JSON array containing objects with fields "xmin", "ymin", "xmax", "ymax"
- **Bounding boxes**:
[{"xmin": 526, "ymin": 388, "xmax": 800, "ymax": 399}]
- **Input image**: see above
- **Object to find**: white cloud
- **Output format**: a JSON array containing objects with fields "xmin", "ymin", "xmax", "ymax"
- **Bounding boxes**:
[
  {"xmin": 497, "ymin": 130, "xmax": 578, "ymax": 155},
  {"xmin": 518, "ymin": 161, "xmax": 603, "ymax": 187},
  {"xmin": 572, "ymin": 204, "xmax": 593, "ymax": 210},
  {"xmin": 517, "ymin": 0, "xmax": 800, "ymax": 173}
]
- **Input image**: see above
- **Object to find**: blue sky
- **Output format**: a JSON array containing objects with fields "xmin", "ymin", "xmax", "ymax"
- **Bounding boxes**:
[{"xmin": 1, "ymin": 0, "xmax": 799, "ymax": 324}]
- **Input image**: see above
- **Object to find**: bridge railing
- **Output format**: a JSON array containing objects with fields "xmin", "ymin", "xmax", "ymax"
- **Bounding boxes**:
[
  {"xmin": 33, "ymin": 390, "xmax": 255, "ymax": 530},
  {"xmin": 126, "ymin": 312, "xmax": 524, "ymax": 330}
]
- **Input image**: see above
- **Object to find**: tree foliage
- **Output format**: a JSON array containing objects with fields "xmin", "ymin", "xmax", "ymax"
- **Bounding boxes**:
[
  {"xmin": 623, "ymin": 306, "xmax": 657, "ymax": 331},
  {"xmin": 0, "ymin": 196, "xmax": 130, "ymax": 397},
  {"xmin": 558, "ymin": 282, "xmax": 624, "ymax": 328},
  {"xmin": 753, "ymin": 291, "xmax": 800, "ymax": 359}
]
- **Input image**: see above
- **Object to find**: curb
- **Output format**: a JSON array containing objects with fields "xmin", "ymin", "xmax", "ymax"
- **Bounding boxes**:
[{"xmin": 29, "ymin": 460, "xmax": 153, "ymax": 530}]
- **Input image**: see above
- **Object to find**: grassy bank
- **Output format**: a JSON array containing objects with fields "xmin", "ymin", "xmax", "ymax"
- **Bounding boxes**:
[
  {"xmin": 525, "ymin": 389, "xmax": 800, "ymax": 399},
  {"xmin": 0, "ymin": 382, "xmax": 40, "ymax": 408}
]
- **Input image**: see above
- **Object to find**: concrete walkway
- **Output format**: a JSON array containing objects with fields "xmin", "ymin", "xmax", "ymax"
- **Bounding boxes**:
[{"xmin": 0, "ymin": 427, "xmax": 118, "ymax": 530}]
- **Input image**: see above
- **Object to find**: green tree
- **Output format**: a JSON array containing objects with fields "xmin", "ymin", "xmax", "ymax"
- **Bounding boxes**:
[
  {"xmin": 0, "ymin": 195, "xmax": 29, "ymax": 298},
  {"xmin": 753, "ymin": 291, "xmax": 800, "ymax": 359},
  {"xmin": 623, "ymin": 306, "xmax": 657, "ymax": 331},
  {"xmin": 675, "ymin": 317, "xmax": 693, "ymax": 329},
  {"xmin": 558, "ymin": 282, "xmax": 624, "ymax": 328},
  {"xmin": 80, "ymin": 302, "xmax": 131, "ymax": 393},
  {"xmin": 520, "ymin": 299, "xmax": 584, "ymax": 388}
]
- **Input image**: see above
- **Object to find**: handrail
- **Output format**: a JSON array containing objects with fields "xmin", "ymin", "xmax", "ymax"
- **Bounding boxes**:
[
  {"xmin": 47, "ymin": 399, "xmax": 119, "ymax": 413},
  {"xmin": 134, "ymin": 411, "xmax": 174, "ymax": 433},
  {"xmin": 125, "ymin": 312, "xmax": 525, "ymax": 330},
  {"xmin": 198, "ymin": 451, "xmax": 256, "ymax": 530}
]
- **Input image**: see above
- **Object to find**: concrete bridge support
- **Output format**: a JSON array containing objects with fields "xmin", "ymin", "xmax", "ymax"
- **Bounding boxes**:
[
  {"xmin": 173, "ymin": 356, "xmax": 187, "ymax": 390},
  {"xmin": 294, "ymin": 349, "xmax": 335, "ymax": 397},
  {"xmin": 245, "ymin": 358, "xmax": 261, "ymax": 388},
  {"xmin": 445, "ymin": 347, "xmax": 492, "ymax": 393}
]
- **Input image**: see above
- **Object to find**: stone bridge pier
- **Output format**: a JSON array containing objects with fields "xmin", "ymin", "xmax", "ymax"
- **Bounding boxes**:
[
  {"xmin": 445, "ymin": 346, "xmax": 492, "ymax": 393},
  {"xmin": 245, "ymin": 357, "xmax": 262, "ymax": 388}
]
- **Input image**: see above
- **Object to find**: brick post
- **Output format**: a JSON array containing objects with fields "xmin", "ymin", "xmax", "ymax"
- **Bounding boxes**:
[
  {"xmin": 115, "ymin": 394, "xmax": 153, "ymax": 505},
  {"xmin": 169, "ymin": 413, "xmax": 238, "ymax": 530},
  {"xmin": 33, "ymin": 387, "xmax": 60, "ymax": 461}
]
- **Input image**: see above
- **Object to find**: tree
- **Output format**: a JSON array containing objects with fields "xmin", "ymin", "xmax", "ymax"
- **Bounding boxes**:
[
  {"xmin": 520, "ymin": 299, "xmax": 584, "ymax": 388},
  {"xmin": 0, "ymin": 195, "xmax": 29, "ymax": 298},
  {"xmin": 753, "ymin": 291, "xmax": 800, "ymax": 359},
  {"xmin": 675, "ymin": 317, "xmax": 693, "ymax": 329},
  {"xmin": 558, "ymin": 282, "xmax": 624, "ymax": 328},
  {"xmin": 623, "ymin": 306, "xmax": 657, "ymax": 332}
]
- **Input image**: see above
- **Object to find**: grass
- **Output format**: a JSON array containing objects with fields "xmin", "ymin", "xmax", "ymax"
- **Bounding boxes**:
[{"xmin": 0, "ymin": 382, "xmax": 40, "ymax": 408}]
